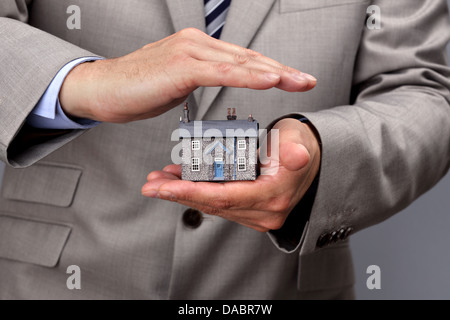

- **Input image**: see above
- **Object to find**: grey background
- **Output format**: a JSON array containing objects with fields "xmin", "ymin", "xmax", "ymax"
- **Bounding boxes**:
[
  {"xmin": 0, "ymin": 2, "xmax": 449, "ymax": 299},
  {"xmin": 352, "ymin": 1, "xmax": 450, "ymax": 300}
]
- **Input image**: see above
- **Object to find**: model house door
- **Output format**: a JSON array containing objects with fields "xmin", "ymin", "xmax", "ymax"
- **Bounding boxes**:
[{"xmin": 214, "ymin": 159, "xmax": 224, "ymax": 179}]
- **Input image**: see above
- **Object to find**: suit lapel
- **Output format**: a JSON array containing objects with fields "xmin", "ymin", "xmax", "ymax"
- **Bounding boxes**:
[
  {"xmin": 166, "ymin": 0, "xmax": 205, "ymax": 109},
  {"xmin": 197, "ymin": 0, "xmax": 277, "ymax": 120},
  {"xmin": 165, "ymin": 0, "xmax": 277, "ymax": 120}
]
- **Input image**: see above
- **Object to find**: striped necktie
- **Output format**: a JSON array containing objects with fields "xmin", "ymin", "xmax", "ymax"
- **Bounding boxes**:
[{"xmin": 204, "ymin": 0, "xmax": 231, "ymax": 39}]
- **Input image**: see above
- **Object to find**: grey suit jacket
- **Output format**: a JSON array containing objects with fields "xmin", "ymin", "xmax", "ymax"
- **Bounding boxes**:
[{"xmin": 0, "ymin": 0, "xmax": 449, "ymax": 299}]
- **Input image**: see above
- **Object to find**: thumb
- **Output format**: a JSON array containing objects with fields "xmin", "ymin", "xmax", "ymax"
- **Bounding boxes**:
[{"xmin": 279, "ymin": 142, "xmax": 310, "ymax": 172}]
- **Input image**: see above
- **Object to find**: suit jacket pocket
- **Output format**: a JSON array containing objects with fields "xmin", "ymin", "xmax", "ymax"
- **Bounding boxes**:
[
  {"xmin": 1, "ymin": 162, "xmax": 82, "ymax": 207},
  {"xmin": 280, "ymin": 0, "xmax": 370, "ymax": 14},
  {"xmin": 0, "ymin": 215, "xmax": 71, "ymax": 267},
  {"xmin": 298, "ymin": 244, "xmax": 355, "ymax": 292}
]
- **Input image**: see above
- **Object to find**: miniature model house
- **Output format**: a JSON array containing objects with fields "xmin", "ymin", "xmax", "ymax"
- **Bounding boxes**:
[{"xmin": 179, "ymin": 104, "xmax": 259, "ymax": 181}]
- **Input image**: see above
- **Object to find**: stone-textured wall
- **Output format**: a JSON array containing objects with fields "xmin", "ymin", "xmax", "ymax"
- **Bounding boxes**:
[
  {"xmin": 181, "ymin": 137, "xmax": 258, "ymax": 181},
  {"xmin": 235, "ymin": 137, "xmax": 257, "ymax": 181}
]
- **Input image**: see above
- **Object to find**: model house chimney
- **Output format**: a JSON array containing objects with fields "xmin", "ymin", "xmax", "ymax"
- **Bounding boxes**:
[
  {"xmin": 232, "ymin": 108, "xmax": 237, "ymax": 120},
  {"xmin": 183, "ymin": 102, "xmax": 190, "ymax": 123},
  {"xmin": 227, "ymin": 108, "xmax": 233, "ymax": 120},
  {"xmin": 227, "ymin": 108, "xmax": 238, "ymax": 120}
]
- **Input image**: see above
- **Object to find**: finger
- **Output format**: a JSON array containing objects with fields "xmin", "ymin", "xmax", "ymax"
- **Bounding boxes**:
[
  {"xmin": 169, "ymin": 198, "xmax": 271, "ymax": 231},
  {"xmin": 189, "ymin": 60, "xmax": 281, "ymax": 90},
  {"xmin": 186, "ymin": 44, "xmax": 316, "ymax": 92},
  {"xmin": 152, "ymin": 28, "xmax": 317, "ymax": 91},
  {"xmin": 143, "ymin": 179, "xmax": 273, "ymax": 223},
  {"xmin": 203, "ymin": 36, "xmax": 299, "ymax": 73},
  {"xmin": 147, "ymin": 170, "xmax": 180, "ymax": 182},
  {"xmin": 142, "ymin": 178, "xmax": 269, "ymax": 210},
  {"xmin": 203, "ymin": 37, "xmax": 317, "ymax": 91},
  {"xmin": 143, "ymin": 176, "xmax": 288, "ymax": 216},
  {"xmin": 191, "ymin": 60, "xmax": 315, "ymax": 92},
  {"xmin": 279, "ymin": 142, "xmax": 310, "ymax": 171},
  {"xmin": 171, "ymin": 198, "xmax": 279, "ymax": 232},
  {"xmin": 142, "ymin": 175, "xmax": 297, "ymax": 230},
  {"xmin": 178, "ymin": 29, "xmax": 315, "ymax": 82},
  {"xmin": 261, "ymin": 119, "xmax": 313, "ymax": 171},
  {"xmin": 163, "ymin": 164, "xmax": 182, "ymax": 178}
]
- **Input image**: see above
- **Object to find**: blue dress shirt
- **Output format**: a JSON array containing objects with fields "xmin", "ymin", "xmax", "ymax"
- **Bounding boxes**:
[{"xmin": 26, "ymin": 57, "xmax": 103, "ymax": 130}]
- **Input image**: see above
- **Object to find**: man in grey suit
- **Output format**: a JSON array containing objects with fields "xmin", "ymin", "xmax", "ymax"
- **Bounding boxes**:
[{"xmin": 0, "ymin": 0, "xmax": 449, "ymax": 300}]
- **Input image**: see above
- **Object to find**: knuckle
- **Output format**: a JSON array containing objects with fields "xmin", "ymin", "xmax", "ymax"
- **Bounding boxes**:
[
  {"xmin": 268, "ymin": 196, "xmax": 291, "ymax": 213},
  {"xmin": 213, "ymin": 198, "xmax": 234, "ymax": 210},
  {"xmin": 172, "ymin": 38, "xmax": 195, "ymax": 50},
  {"xmin": 204, "ymin": 206, "xmax": 224, "ymax": 216},
  {"xmin": 271, "ymin": 218, "xmax": 286, "ymax": 230},
  {"xmin": 261, "ymin": 216, "xmax": 286, "ymax": 231},
  {"xmin": 142, "ymin": 43, "xmax": 153, "ymax": 50},
  {"xmin": 234, "ymin": 53, "xmax": 251, "ymax": 65},
  {"xmin": 281, "ymin": 64, "xmax": 291, "ymax": 73},
  {"xmin": 177, "ymin": 27, "xmax": 202, "ymax": 38},
  {"xmin": 253, "ymin": 226, "xmax": 270, "ymax": 233},
  {"xmin": 245, "ymin": 49, "xmax": 262, "ymax": 59},
  {"xmin": 215, "ymin": 62, "xmax": 233, "ymax": 75},
  {"xmin": 146, "ymin": 171, "xmax": 160, "ymax": 180},
  {"xmin": 168, "ymin": 52, "xmax": 190, "ymax": 65}
]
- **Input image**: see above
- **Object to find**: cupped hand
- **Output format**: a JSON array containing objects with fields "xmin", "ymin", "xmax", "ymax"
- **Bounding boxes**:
[{"xmin": 142, "ymin": 118, "xmax": 321, "ymax": 232}]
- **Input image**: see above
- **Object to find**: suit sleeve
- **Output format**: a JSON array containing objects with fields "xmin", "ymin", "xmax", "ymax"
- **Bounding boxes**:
[
  {"xmin": 0, "ymin": 1, "xmax": 101, "ymax": 168},
  {"xmin": 274, "ymin": 0, "xmax": 450, "ymax": 254}
]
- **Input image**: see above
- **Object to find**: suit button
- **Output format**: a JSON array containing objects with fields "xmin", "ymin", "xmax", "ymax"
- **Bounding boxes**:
[
  {"xmin": 343, "ymin": 227, "xmax": 354, "ymax": 239},
  {"xmin": 317, "ymin": 233, "xmax": 331, "ymax": 248},
  {"xmin": 330, "ymin": 231, "xmax": 339, "ymax": 243},
  {"xmin": 338, "ymin": 228, "xmax": 346, "ymax": 240},
  {"xmin": 183, "ymin": 209, "xmax": 203, "ymax": 229}
]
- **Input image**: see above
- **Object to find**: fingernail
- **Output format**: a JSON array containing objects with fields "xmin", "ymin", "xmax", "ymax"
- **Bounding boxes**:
[
  {"xmin": 298, "ymin": 144, "xmax": 310, "ymax": 157},
  {"xmin": 144, "ymin": 190, "xmax": 159, "ymax": 198},
  {"xmin": 265, "ymin": 73, "xmax": 281, "ymax": 82},
  {"xmin": 291, "ymin": 73, "xmax": 309, "ymax": 84},
  {"xmin": 159, "ymin": 190, "xmax": 176, "ymax": 200},
  {"xmin": 303, "ymin": 73, "xmax": 317, "ymax": 82},
  {"xmin": 291, "ymin": 72, "xmax": 317, "ymax": 83}
]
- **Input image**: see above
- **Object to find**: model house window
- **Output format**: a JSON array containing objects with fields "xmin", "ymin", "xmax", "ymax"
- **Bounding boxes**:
[
  {"xmin": 238, "ymin": 157, "xmax": 246, "ymax": 171},
  {"xmin": 237, "ymin": 139, "xmax": 246, "ymax": 150},
  {"xmin": 192, "ymin": 158, "xmax": 200, "ymax": 171},
  {"xmin": 192, "ymin": 140, "xmax": 200, "ymax": 150}
]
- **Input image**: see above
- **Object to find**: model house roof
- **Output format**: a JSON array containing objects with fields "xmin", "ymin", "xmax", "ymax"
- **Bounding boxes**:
[{"xmin": 179, "ymin": 120, "xmax": 259, "ymax": 138}]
